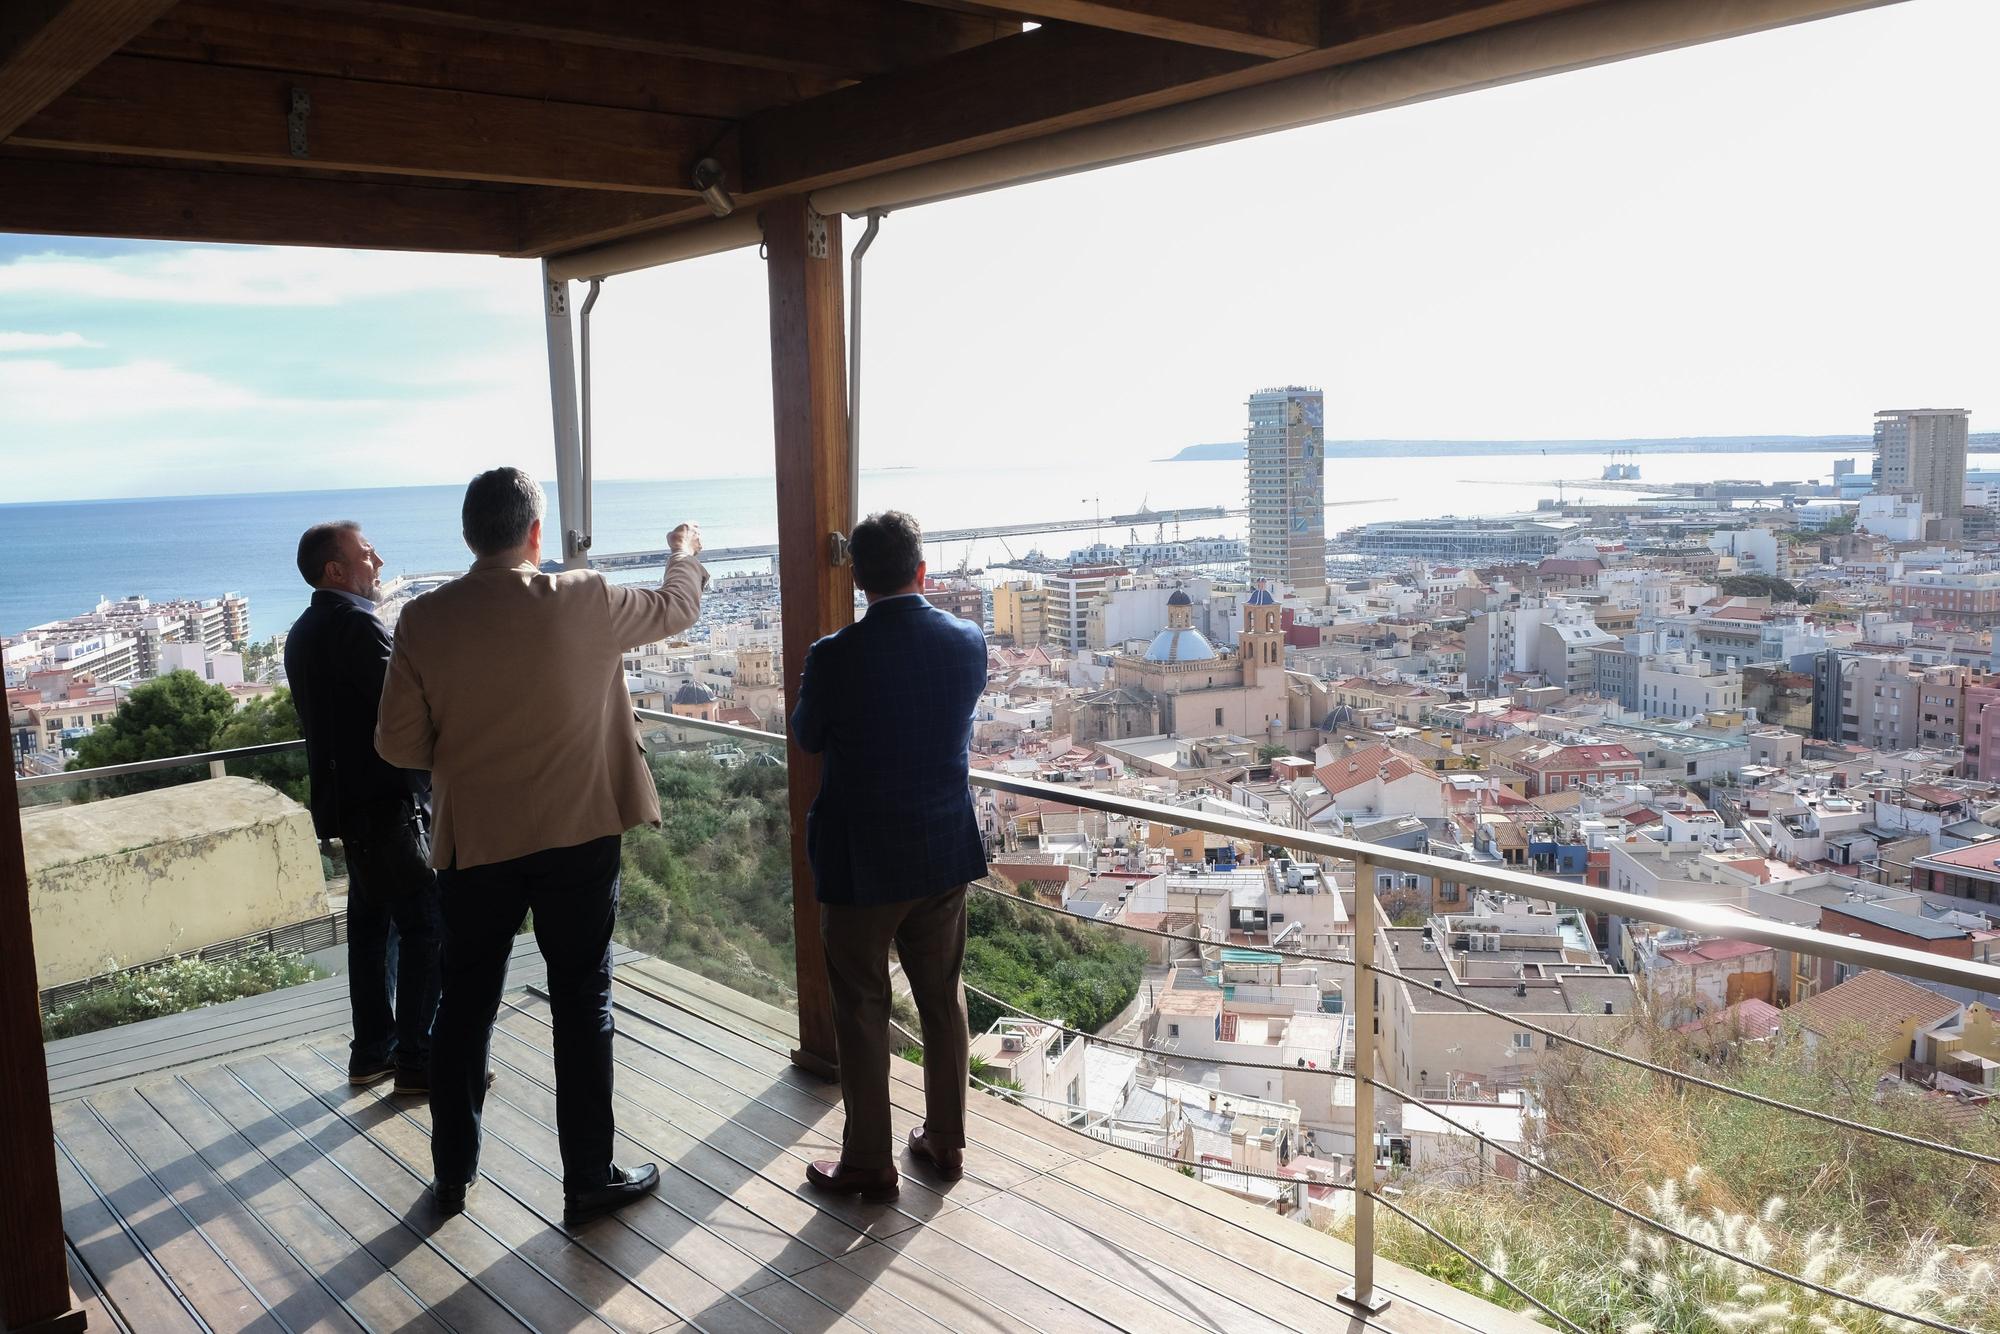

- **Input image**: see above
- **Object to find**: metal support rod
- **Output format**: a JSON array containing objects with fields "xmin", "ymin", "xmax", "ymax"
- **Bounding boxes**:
[
  {"xmin": 207, "ymin": 760, "xmax": 227, "ymax": 780},
  {"xmin": 540, "ymin": 259, "xmax": 587, "ymax": 570},
  {"xmin": 579, "ymin": 277, "xmax": 602, "ymax": 555},
  {"xmin": 843, "ymin": 211, "xmax": 882, "ymax": 558},
  {"xmin": 1339, "ymin": 855, "xmax": 1391, "ymax": 1315}
]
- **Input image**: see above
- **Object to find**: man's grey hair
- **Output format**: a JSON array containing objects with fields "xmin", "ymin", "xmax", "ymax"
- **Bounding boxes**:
[{"xmin": 461, "ymin": 467, "xmax": 547, "ymax": 558}]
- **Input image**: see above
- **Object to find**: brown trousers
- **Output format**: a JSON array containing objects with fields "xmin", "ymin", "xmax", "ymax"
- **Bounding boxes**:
[{"xmin": 819, "ymin": 885, "xmax": 969, "ymax": 1172}]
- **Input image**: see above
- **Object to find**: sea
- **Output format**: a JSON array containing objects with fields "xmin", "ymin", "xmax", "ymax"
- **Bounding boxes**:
[{"xmin": 0, "ymin": 449, "xmax": 1875, "ymax": 642}]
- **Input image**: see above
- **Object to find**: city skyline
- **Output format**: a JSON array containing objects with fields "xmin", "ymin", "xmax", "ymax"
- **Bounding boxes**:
[{"xmin": 0, "ymin": 0, "xmax": 1994, "ymax": 505}]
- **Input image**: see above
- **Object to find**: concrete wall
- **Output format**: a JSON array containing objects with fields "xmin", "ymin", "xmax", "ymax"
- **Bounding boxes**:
[{"xmin": 23, "ymin": 777, "xmax": 328, "ymax": 989}]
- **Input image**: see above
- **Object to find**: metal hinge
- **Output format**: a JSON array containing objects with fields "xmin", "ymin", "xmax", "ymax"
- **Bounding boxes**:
[
  {"xmin": 287, "ymin": 87, "xmax": 311, "ymax": 159},
  {"xmin": 829, "ymin": 530, "xmax": 850, "ymax": 567},
  {"xmin": 806, "ymin": 207, "xmax": 830, "ymax": 261}
]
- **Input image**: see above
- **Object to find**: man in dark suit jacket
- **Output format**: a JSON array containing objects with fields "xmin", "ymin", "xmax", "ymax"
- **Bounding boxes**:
[
  {"xmin": 791, "ymin": 510, "xmax": 989, "ymax": 1202},
  {"xmin": 285, "ymin": 521, "xmax": 439, "ymax": 1090}
]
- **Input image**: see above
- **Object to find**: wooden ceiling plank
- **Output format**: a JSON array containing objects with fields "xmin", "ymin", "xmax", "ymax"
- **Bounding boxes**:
[
  {"xmin": 0, "ymin": 154, "xmax": 523, "ymax": 251},
  {"xmin": 12, "ymin": 55, "xmax": 735, "ymax": 194},
  {"xmin": 127, "ymin": 1, "xmax": 848, "ymax": 119},
  {"xmin": 0, "ymin": 0, "xmax": 180, "ymax": 138},
  {"xmin": 740, "ymin": 25, "xmax": 1259, "ymax": 193},
  {"xmin": 525, "ymin": 0, "xmax": 1595, "ymax": 257},
  {"xmin": 912, "ymin": 1, "xmax": 1319, "ymax": 57},
  {"xmin": 288, "ymin": 0, "xmax": 1017, "ymax": 79}
]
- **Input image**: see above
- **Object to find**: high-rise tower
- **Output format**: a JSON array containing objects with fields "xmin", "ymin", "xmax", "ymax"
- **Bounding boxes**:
[
  {"xmin": 1245, "ymin": 386, "xmax": 1326, "ymax": 593},
  {"xmin": 1873, "ymin": 408, "xmax": 1969, "ymax": 540}
]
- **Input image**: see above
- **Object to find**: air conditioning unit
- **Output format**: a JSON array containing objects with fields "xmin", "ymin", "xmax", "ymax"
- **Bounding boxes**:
[{"xmin": 1001, "ymin": 1035, "xmax": 1024, "ymax": 1053}]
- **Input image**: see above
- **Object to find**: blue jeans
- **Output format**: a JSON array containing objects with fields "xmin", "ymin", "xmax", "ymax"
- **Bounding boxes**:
[
  {"xmin": 429, "ymin": 834, "xmax": 621, "ymax": 1193},
  {"xmin": 344, "ymin": 798, "xmax": 441, "ymax": 1074}
]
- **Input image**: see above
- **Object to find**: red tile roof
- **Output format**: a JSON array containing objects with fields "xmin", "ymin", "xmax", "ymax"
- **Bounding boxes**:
[
  {"xmin": 1789, "ymin": 971, "xmax": 1959, "ymax": 1048},
  {"xmin": 1313, "ymin": 744, "xmax": 1396, "ymax": 797}
]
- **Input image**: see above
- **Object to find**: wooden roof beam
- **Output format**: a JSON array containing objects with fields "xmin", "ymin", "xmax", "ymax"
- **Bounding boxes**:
[
  {"xmin": 12, "ymin": 56, "xmax": 736, "ymax": 194},
  {"xmin": 127, "ymin": 1, "xmax": 850, "ymax": 120},
  {"xmin": 911, "ymin": 1, "xmax": 1320, "ymax": 58},
  {"xmin": 0, "ymin": 154, "xmax": 526, "ymax": 251},
  {"xmin": 289, "ymin": 0, "xmax": 1017, "ymax": 79},
  {"xmin": 0, "ymin": 0, "xmax": 179, "ymax": 137}
]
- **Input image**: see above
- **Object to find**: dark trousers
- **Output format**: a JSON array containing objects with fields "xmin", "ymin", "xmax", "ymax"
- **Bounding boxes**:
[
  {"xmin": 820, "ymin": 886, "xmax": 969, "ymax": 1172},
  {"xmin": 430, "ymin": 834, "xmax": 621, "ymax": 1193},
  {"xmin": 343, "ymin": 798, "xmax": 441, "ymax": 1074}
]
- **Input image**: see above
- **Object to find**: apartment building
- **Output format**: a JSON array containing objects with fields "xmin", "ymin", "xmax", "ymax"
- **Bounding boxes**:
[
  {"xmin": 1637, "ymin": 649, "xmax": 1742, "ymax": 721},
  {"xmin": 1891, "ymin": 566, "xmax": 2000, "ymax": 628},
  {"xmin": 1041, "ymin": 565, "xmax": 1127, "ymax": 652},
  {"xmin": 1244, "ymin": 386, "xmax": 1327, "ymax": 593},
  {"xmin": 1873, "ymin": 408, "xmax": 1970, "ymax": 541},
  {"xmin": 992, "ymin": 581, "xmax": 1048, "ymax": 647}
]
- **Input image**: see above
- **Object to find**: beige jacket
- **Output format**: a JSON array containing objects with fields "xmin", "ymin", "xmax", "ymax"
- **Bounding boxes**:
[{"xmin": 376, "ymin": 552, "xmax": 706, "ymax": 870}]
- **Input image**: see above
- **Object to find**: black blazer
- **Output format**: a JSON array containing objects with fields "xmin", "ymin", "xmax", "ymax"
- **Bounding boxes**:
[
  {"xmin": 790, "ymin": 595, "xmax": 989, "ymax": 907},
  {"xmin": 284, "ymin": 590, "xmax": 429, "ymax": 840}
]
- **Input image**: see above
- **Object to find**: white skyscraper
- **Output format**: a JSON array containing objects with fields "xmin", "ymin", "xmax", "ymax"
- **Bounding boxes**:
[{"xmin": 1244, "ymin": 386, "xmax": 1326, "ymax": 593}]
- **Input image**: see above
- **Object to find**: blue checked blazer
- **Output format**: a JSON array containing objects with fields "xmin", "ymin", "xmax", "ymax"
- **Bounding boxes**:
[{"xmin": 789, "ymin": 594, "xmax": 990, "ymax": 906}]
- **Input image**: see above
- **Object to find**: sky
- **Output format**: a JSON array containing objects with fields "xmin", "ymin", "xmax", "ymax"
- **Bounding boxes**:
[{"xmin": 0, "ymin": 0, "xmax": 1994, "ymax": 505}]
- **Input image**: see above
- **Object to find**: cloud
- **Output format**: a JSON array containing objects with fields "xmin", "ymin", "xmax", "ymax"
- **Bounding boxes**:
[
  {"xmin": 0, "ymin": 331, "xmax": 100, "ymax": 352},
  {"xmin": 0, "ymin": 245, "xmax": 526, "ymax": 310},
  {"xmin": 0, "ymin": 357, "xmax": 379, "ymax": 424}
]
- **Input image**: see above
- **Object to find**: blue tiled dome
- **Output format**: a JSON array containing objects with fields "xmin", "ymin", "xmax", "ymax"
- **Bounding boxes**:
[{"xmin": 1142, "ymin": 627, "xmax": 1219, "ymax": 663}]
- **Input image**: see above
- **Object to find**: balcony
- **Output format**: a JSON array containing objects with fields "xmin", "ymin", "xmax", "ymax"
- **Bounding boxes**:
[
  {"xmin": 24, "ymin": 721, "xmax": 2000, "ymax": 1332},
  {"xmin": 49, "ymin": 940, "xmax": 1521, "ymax": 1333}
]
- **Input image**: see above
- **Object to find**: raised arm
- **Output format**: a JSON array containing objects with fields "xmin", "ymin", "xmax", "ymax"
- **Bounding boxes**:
[
  {"xmin": 374, "ymin": 621, "xmax": 436, "ymax": 771},
  {"xmin": 606, "ymin": 523, "xmax": 708, "ymax": 650}
]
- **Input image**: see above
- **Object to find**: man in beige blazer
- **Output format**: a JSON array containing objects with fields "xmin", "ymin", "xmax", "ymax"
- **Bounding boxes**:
[{"xmin": 377, "ymin": 466, "xmax": 706, "ymax": 1227}]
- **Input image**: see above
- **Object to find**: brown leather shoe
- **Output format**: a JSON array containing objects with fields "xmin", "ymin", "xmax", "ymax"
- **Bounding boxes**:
[
  {"xmin": 908, "ymin": 1128, "xmax": 964, "ymax": 1182},
  {"xmin": 805, "ymin": 1159, "xmax": 900, "ymax": 1203}
]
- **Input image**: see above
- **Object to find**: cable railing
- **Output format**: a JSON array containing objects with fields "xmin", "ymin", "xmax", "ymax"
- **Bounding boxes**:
[{"xmin": 24, "ymin": 710, "xmax": 2000, "ymax": 1328}]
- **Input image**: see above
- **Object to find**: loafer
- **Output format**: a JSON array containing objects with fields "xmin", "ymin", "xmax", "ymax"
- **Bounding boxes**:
[
  {"xmin": 805, "ymin": 1159, "xmax": 900, "ymax": 1203},
  {"xmin": 432, "ymin": 1178, "xmax": 476, "ymax": 1216},
  {"xmin": 349, "ymin": 1059, "xmax": 396, "ymax": 1087},
  {"xmin": 908, "ymin": 1128, "xmax": 964, "ymax": 1182},
  {"xmin": 563, "ymin": 1163, "xmax": 660, "ymax": 1228}
]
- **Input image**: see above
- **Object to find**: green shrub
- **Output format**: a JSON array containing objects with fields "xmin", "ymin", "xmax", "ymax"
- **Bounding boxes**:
[{"xmin": 43, "ymin": 951, "xmax": 325, "ymax": 1040}]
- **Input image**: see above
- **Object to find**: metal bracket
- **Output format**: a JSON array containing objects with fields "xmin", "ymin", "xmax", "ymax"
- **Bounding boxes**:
[
  {"xmin": 287, "ymin": 87, "xmax": 311, "ymax": 159},
  {"xmin": 1336, "ymin": 1286, "xmax": 1392, "ymax": 1315},
  {"xmin": 545, "ymin": 277, "xmax": 568, "ymax": 318},
  {"xmin": 806, "ymin": 206, "xmax": 830, "ymax": 261},
  {"xmin": 568, "ymin": 529, "xmax": 592, "ymax": 555},
  {"xmin": 828, "ymin": 531, "xmax": 850, "ymax": 567}
]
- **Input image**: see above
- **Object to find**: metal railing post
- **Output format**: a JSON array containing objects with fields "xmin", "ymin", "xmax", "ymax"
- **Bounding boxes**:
[
  {"xmin": 1340, "ymin": 854, "xmax": 1391, "ymax": 1315},
  {"xmin": 208, "ymin": 759, "xmax": 227, "ymax": 780}
]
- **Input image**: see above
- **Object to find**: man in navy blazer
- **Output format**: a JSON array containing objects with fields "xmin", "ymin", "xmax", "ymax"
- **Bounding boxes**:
[
  {"xmin": 791, "ymin": 511, "xmax": 988, "ymax": 1202},
  {"xmin": 284, "ymin": 522, "xmax": 439, "ymax": 1090}
]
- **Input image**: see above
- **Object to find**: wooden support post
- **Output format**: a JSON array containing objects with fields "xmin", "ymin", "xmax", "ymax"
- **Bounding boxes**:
[
  {"xmin": 766, "ymin": 195, "xmax": 849, "ymax": 1081},
  {"xmin": 0, "ymin": 790, "xmax": 83, "ymax": 1334}
]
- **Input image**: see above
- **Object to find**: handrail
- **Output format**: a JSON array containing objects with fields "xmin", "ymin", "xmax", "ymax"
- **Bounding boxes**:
[
  {"xmin": 30, "ymin": 710, "xmax": 2000, "ymax": 995},
  {"xmin": 15, "ymin": 739, "xmax": 305, "ymax": 791}
]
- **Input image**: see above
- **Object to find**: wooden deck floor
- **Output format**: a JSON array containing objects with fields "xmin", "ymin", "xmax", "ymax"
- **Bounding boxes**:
[{"xmin": 50, "ymin": 953, "xmax": 1537, "ymax": 1333}]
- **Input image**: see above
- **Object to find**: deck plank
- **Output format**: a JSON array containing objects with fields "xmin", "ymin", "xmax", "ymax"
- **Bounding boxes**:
[
  {"xmin": 88, "ymin": 1085, "xmax": 369, "ymax": 1333},
  {"xmin": 66, "ymin": 1241, "xmax": 126, "ymax": 1334},
  {"xmin": 179, "ymin": 1062, "xmax": 525, "ymax": 1330},
  {"xmin": 225, "ymin": 1054, "xmax": 605, "ymax": 1333},
  {"xmin": 138, "ymin": 1075, "xmax": 448, "ymax": 1334},
  {"xmin": 604, "ymin": 983, "xmax": 1075, "ymax": 1185},
  {"xmin": 51, "ymin": 1099, "xmax": 277, "ymax": 1332},
  {"xmin": 54, "ymin": 1140, "xmax": 203, "ymax": 1334},
  {"xmin": 265, "ymin": 1045, "xmax": 683, "ymax": 1334}
]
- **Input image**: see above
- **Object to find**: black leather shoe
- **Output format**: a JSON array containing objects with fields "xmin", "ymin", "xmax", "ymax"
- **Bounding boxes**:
[
  {"xmin": 349, "ymin": 1059, "xmax": 396, "ymax": 1087},
  {"xmin": 432, "ymin": 1178, "xmax": 475, "ymax": 1216},
  {"xmin": 563, "ymin": 1163, "xmax": 659, "ymax": 1228}
]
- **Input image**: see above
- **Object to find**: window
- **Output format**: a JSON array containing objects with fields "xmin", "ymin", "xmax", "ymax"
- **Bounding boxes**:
[
  {"xmin": 1169, "ymin": 1023, "xmax": 1180, "ymax": 1038},
  {"xmin": 1512, "ymin": 1032, "xmax": 1534, "ymax": 1051}
]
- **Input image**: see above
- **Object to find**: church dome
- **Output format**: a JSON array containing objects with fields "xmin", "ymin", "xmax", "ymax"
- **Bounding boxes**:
[
  {"xmin": 1246, "ymin": 586, "xmax": 1276, "ymax": 606},
  {"xmin": 1166, "ymin": 588, "xmax": 1193, "ymax": 607},
  {"xmin": 673, "ymin": 680, "xmax": 715, "ymax": 705},
  {"xmin": 1142, "ymin": 627, "xmax": 1219, "ymax": 663}
]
